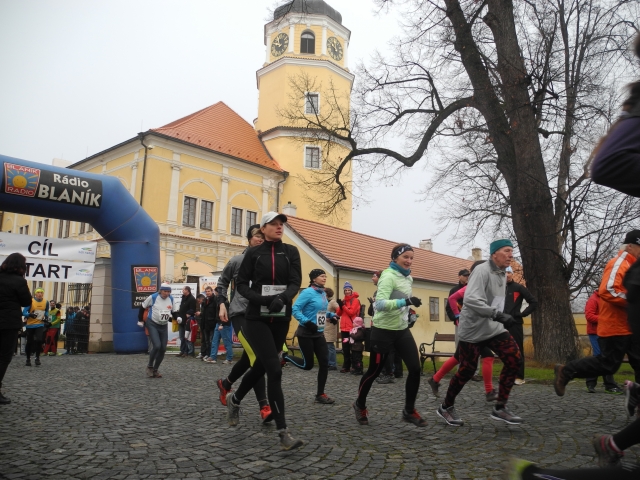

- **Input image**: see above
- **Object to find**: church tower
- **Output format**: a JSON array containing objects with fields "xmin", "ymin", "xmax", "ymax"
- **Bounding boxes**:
[{"xmin": 255, "ymin": 0, "xmax": 354, "ymax": 228}]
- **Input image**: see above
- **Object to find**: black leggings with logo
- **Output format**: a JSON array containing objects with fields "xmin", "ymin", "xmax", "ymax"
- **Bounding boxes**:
[
  {"xmin": 233, "ymin": 320, "xmax": 290, "ymax": 430},
  {"xmin": 285, "ymin": 334, "xmax": 329, "ymax": 396}
]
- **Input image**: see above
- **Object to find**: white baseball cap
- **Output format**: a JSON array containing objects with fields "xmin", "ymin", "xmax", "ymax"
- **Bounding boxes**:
[{"xmin": 260, "ymin": 211, "xmax": 287, "ymax": 227}]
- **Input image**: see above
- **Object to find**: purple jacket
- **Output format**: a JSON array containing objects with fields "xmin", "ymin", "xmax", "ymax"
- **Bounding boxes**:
[{"xmin": 591, "ymin": 116, "xmax": 640, "ymax": 197}]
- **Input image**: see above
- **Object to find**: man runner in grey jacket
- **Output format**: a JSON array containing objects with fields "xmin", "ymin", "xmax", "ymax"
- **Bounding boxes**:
[
  {"xmin": 437, "ymin": 239, "xmax": 523, "ymax": 427},
  {"xmin": 215, "ymin": 224, "xmax": 273, "ymax": 424}
]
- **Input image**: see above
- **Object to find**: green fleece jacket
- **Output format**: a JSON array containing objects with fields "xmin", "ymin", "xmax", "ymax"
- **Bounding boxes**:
[{"xmin": 372, "ymin": 266, "xmax": 413, "ymax": 330}]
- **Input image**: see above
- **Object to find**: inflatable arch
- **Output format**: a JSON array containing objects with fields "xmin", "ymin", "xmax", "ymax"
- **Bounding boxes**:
[{"xmin": 0, "ymin": 154, "xmax": 160, "ymax": 353}]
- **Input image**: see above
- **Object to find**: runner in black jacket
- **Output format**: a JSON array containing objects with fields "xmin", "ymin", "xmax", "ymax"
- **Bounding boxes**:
[{"xmin": 224, "ymin": 212, "xmax": 303, "ymax": 451}]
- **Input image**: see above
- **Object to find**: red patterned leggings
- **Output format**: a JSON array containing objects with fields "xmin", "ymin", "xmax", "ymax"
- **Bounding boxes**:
[{"xmin": 443, "ymin": 332, "xmax": 521, "ymax": 407}]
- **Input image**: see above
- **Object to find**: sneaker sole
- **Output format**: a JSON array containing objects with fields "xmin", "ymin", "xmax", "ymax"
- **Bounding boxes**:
[
  {"xmin": 624, "ymin": 385, "xmax": 636, "ymax": 418},
  {"xmin": 490, "ymin": 412, "xmax": 523, "ymax": 425},
  {"xmin": 436, "ymin": 409, "xmax": 463, "ymax": 427},
  {"xmin": 217, "ymin": 380, "xmax": 230, "ymax": 406},
  {"xmin": 403, "ymin": 417, "xmax": 427, "ymax": 427},
  {"xmin": 281, "ymin": 439, "xmax": 304, "ymax": 451}
]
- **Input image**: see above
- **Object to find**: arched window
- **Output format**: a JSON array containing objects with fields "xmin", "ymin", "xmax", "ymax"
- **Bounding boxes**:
[{"xmin": 300, "ymin": 31, "xmax": 315, "ymax": 54}]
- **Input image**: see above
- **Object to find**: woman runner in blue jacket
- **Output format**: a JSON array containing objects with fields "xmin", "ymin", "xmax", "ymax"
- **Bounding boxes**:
[{"xmin": 284, "ymin": 269, "xmax": 338, "ymax": 404}]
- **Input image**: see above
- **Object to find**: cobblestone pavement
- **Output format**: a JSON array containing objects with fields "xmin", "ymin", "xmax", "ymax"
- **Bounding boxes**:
[{"xmin": 0, "ymin": 353, "xmax": 638, "ymax": 479}]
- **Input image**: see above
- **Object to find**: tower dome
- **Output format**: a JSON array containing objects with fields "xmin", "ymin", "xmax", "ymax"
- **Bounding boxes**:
[{"xmin": 273, "ymin": 0, "xmax": 342, "ymax": 25}]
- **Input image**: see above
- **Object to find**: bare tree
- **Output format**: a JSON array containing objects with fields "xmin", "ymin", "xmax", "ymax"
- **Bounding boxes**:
[{"xmin": 279, "ymin": 0, "xmax": 640, "ymax": 363}]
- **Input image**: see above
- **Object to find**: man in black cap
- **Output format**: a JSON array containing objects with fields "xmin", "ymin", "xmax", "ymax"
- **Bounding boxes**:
[{"xmin": 555, "ymin": 229, "xmax": 640, "ymax": 397}]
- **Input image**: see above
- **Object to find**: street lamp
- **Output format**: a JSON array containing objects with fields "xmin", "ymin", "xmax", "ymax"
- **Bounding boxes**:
[{"xmin": 181, "ymin": 262, "xmax": 188, "ymax": 279}]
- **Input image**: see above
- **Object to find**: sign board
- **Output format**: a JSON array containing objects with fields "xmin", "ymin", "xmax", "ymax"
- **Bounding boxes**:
[
  {"xmin": 166, "ymin": 283, "xmax": 197, "ymax": 347},
  {"xmin": 199, "ymin": 275, "xmax": 220, "ymax": 293},
  {"xmin": 0, "ymin": 231, "xmax": 97, "ymax": 262},
  {"xmin": 0, "ymin": 255, "xmax": 95, "ymax": 283},
  {"xmin": 3, "ymin": 162, "xmax": 103, "ymax": 208},
  {"xmin": 131, "ymin": 266, "xmax": 159, "ymax": 308}
]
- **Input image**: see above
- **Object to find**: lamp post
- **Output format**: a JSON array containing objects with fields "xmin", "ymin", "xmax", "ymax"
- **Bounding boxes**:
[{"xmin": 181, "ymin": 262, "xmax": 188, "ymax": 281}]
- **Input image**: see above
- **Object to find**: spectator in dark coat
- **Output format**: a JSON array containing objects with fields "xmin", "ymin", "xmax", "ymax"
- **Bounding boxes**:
[
  {"xmin": 584, "ymin": 290, "xmax": 618, "ymax": 393},
  {"xmin": 504, "ymin": 266, "xmax": 538, "ymax": 384},
  {"xmin": 199, "ymin": 286, "xmax": 218, "ymax": 361},
  {"xmin": 177, "ymin": 286, "xmax": 196, "ymax": 358},
  {"xmin": 0, "ymin": 253, "xmax": 33, "ymax": 404}
]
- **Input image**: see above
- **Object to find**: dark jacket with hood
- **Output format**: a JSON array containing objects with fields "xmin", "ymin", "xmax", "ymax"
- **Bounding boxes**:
[
  {"xmin": 179, "ymin": 293, "xmax": 197, "ymax": 321},
  {"xmin": 0, "ymin": 270, "xmax": 33, "ymax": 330},
  {"xmin": 504, "ymin": 281, "xmax": 538, "ymax": 324},
  {"xmin": 236, "ymin": 239, "xmax": 302, "ymax": 322}
]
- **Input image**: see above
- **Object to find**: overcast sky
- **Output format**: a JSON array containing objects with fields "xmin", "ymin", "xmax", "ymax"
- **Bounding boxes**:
[{"xmin": 0, "ymin": 0, "xmax": 477, "ymax": 258}]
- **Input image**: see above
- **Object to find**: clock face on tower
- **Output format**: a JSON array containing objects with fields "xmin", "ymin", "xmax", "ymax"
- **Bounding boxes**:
[
  {"xmin": 271, "ymin": 33, "xmax": 289, "ymax": 57},
  {"xmin": 327, "ymin": 37, "xmax": 343, "ymax": 61}
]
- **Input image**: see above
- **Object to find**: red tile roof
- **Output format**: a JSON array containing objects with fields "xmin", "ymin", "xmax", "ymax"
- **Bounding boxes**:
[
  {"xmin": 286, "ymin": 216, "xmax": 473, "ymax": 286},
  {"xmin": 152, "ymin": 102, "xmax": 283, "ymax": 171}
]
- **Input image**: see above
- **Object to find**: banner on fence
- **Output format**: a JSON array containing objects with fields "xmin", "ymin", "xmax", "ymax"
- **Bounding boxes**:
[
  {"xmin": 0, "ymin": 255, "xmax": 95, "ymax": 283},
  {"xmin": 0, "ymin": 231, "xmax": 97, "ymax": 262}
]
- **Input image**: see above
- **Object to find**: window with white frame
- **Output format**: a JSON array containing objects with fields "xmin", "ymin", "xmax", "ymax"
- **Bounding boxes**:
[
  {"xmin": 183, "ymin": 196, "xmax": 197, "ymax": 228},
  {"xmin": 200, "ymin": 200, "xmax": 214, "ymax": 230},
  {"xmin": 305, "ymin": 146, "xmax": 321, "ymax": 169},
  {"xmin": 20, "ymin": 225, "xmax": 29, "ymax": 235},
  {"xmin": 246, "ymin": 211, "xmax": 257, "ymax": 229},
  {"xmin": 305, "ymin": 93, "xmax": 319, "ymax": 114},
  {"xmin": 37, "ymin": 221, "xmax": 43, "ymax": 236},
  {"xmin": 231, "ymin": 208, "xmax": 243, "ymax": 236},
  {"xmin": 429, "ymin": 297, "xmax": 440, "ymax": 321},
  {"xmin": 300, "ymin": 31, "xmax": 315, "ymax": 54}
]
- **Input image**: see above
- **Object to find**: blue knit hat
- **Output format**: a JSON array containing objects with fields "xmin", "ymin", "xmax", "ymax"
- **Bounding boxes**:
[
  {"xmin": 343, "ymin": 281, "xmax": 353, "ymax": 290},
  {"xmin": 490, "ymin": 239, "xmax": 513, "ymax": 255}
]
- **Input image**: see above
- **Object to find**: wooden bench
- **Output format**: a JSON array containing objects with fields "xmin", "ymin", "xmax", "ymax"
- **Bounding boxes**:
[{"xmin": 419, "ymin": 332, "xmax": 456, "ymax": 374}]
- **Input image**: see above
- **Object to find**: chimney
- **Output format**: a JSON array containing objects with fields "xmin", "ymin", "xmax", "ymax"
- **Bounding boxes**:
[
  {"xmin": 282, "ymin": 201, "xmax": 297, "ymax": 217},
  {"xmin": 419, "ymin": 239, "xmax": 433, "ymax": 251},
  {"xmin": 471, "ymin": 247, "xmax": 482, "ymax": 261}
]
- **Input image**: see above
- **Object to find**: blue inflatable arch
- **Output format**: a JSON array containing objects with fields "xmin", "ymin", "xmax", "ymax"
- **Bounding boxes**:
[{"xmin": 0, "ymin": 154, "xmax": 160, "ymax": 353}]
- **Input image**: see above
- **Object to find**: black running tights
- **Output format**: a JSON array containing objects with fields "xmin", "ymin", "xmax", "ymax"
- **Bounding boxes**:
[
  {"xmin": 233, "ymin": 320, "xmax": 290, "ymax": 430},
  {"xmin": 285, "ymin": 335, "xmax": 329, "ymax": 396},
  {"xmin": 227, "ymin": 316, "xmax": 267, "ymax": 405},
  {"xmin": 356, "ymin": 328, "xmax": 421, "ymax": 412}
]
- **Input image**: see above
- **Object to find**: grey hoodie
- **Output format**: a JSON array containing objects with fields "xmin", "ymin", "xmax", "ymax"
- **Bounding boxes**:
[
  {"xmin": 215, "ymin": 252, "xmax": 249, "ymax": 318},
  {"xmin": 457, "ymin": 259, "xmax": 508, "ymax": 343}
]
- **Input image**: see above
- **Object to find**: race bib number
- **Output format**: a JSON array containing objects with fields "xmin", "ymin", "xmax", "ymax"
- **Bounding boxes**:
[
  {"xmin": 160, "ymin": 313, "xmax": 171, "ymax": 322},
  {"xmin": 316, "ymin": 311, "xmax": 326, "ymax": 327}
]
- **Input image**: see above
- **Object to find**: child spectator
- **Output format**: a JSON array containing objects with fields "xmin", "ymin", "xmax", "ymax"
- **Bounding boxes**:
[
  {"xmin": 350, "ymin": 317, "xmax": 365, "ymax": 374},
  {"xmin": 184, "ymin": 310, "xmax": 198, "ymax": 358}
]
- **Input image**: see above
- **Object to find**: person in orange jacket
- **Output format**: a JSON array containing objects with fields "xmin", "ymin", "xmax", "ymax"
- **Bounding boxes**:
[
  {"xmin": 336, "ymin": 282, "xmax": 361, "ymax": 373},
  {"xmin": 554, "ymin": 230, "xmax": 640, "ymax": 396},
  {"xmin": 584, "ymin": 290, "xmax": 619, "ymax": 393}
]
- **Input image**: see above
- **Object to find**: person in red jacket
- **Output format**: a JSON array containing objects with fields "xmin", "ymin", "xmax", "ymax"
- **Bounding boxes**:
[
  {"xmin": 584, "ymin": 290, "xmax": 619, "ymax": 393},
  {"xmin": 337, "ymin": 282, "xmax": 361, "ymax": 373}
]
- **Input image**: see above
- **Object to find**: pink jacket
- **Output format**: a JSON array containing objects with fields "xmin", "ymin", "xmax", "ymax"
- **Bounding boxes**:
[{"xmin": 448, "ymin": 286, "xmax": 467, "ymax": 317}]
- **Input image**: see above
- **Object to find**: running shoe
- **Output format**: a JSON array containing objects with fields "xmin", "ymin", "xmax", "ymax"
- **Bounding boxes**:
[
  {"xmin": 315, "ymin": 394, "xmax": 335, "ymax": 404},
  {"xmin": 217, "ymin": 379, "xmax": 231, "ymax": 406},
  {"xmin": 260, "ymin": 405, "xmax": 273, "ymax": 424},
  {"xmin": 35, "ymin": 358, "xmax": 41, "ymax": 366},
  {"xmin": 427, "ymin": 376, "xmax": 440, "ymax": 397},
  {"xmin": 436, "ymin": 404, "xmax": 464, "ymax": 426},
  {"xmin": 504, "ymin": 458, "xmax": 537, "ymax": 480},
  {"xmin": 204, "ymin": 357, "xmax": 216, "ymax": 364},
  {"xmin": 624, "ymin": 380, "xmax": 639, "ymax": 418},
  {"xmin": 25, "ymin": 359, "xmax": 31, "ymax": 366},
  {"xmin": 490, "ymin": 405, "xmax": 523, "ymax": 425},
  {"xmin": 553, "ymin": 364, "xmax": 569, "ymax": 396},
  {"xmin": 514, "ymin": 378, "xmax": 525, "ymax": 385},
  {"xmin": 196, "ymin": 353, "xmax": 203, "ymax": 359},
  {"xmin": 352, "ymin": 402, "xmax": 369, "ymax": 425},
  {"xmin": 226, "ymin": 393, "xmax": 240, "ymax": 426},
  {"xmin": 223, "ymin": 360, "xmax": 233, "ymax": 365},
  {"xmin": 278, "ymin": 429, "xmax": 304, "ymax": 451},
  {"xmin": 586, "ymin": 385, "xmax": 597, "ymax": 393},
  {"xmin": 485, "ymin": 389, "xmax": 498, "ymax": 402},
  {"xmin": 153, "ymin": 370, "xmax": 162, "ymax": 378},
  {"xmin": 605, "ymin": 386, "xmax": 623, "ymax": 395},
  {"xmin": 376, "ymin": 375, "xmax": 394, "ymax": 384},
  {"xmin": 146, "ymin": 366, "xmax": 154, "ymax": 377},
  {"xmin": 592, "ymin": 434, "xmax": 623, "ymax": 467},
  {"xmin": 402, "ymin": 408, "xmax": 428, "ymax": 427},
  {"xmin": 470, "ymin": 374, "xmax": 481, "ymax": 382}
]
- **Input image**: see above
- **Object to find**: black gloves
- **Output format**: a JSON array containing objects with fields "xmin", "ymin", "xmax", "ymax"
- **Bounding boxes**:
[
  {"xmin": 29, "ymin": 312, "xmax": 38, "ymax": 319},
  {"xmin": 304, "ymin": 322, "xmax": 318, "ymax": 333},
  {"xmin": 330, "ymin": 315, "xmax": 339, "ymax": 325},
  {"xmin": 405, "ymin": 297, "xmax": 422, "ymax": 308},
  {"xmin": 336, "ymin": 298, "xmax": 344, "ymax": 308},
  {"xmin": 268, "ymin": 296, "xmax": 285, "ymax": 313},
  {"xmin": 494, "ymin": 312, "xmax": 515, "ymax": 328}
]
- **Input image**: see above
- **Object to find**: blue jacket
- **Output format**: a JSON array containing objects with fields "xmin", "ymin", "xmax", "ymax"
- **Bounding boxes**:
[{"xmin": 292, "ymin": 286, "xmax": 336, "ymax": 333}]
